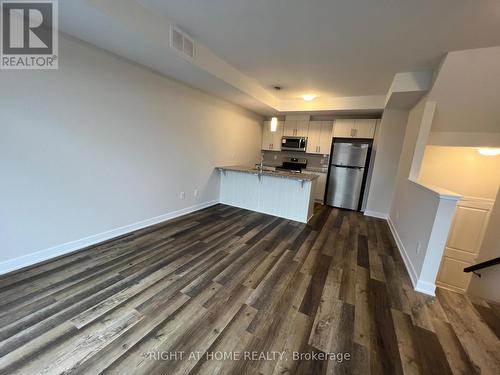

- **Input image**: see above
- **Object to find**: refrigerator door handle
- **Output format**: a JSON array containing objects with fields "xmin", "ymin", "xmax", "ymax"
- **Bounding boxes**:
[{"xmin": 332, "ymin": 164, "xmax": 364, "ymax": 169}]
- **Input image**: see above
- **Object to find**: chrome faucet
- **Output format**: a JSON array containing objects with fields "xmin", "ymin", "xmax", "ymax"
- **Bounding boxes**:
[{"xmin": 257, "ymin": 153, "xmax": 264, "ymax": 172}]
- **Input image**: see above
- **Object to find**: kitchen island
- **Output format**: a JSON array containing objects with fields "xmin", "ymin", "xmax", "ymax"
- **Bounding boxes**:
[{"xmin": 216, "ymin": 166, "xmax": 318, "ymax": 223}]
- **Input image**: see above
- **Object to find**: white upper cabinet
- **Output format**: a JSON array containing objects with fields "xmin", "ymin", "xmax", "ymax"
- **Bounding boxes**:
[
  {"xmin": 355, "ymin": 119, "xmax": 377, "ymax": 139},
  {"xmin": 306, "ymin": 121, "xmax": 333, "ymax": 154},
  {"xmin": 272, "ymin": 121, "xmax": 284, "ymax": 150},
  {"xmin": 296, "ymin": 120, "xmax": 310, "ymax": 137},
  {"xmin": 306, "ymin": 121, "xmax": 321, "ymax": 153},
  {"xmin": 318, "ymin": 121, "xmax": 334, "ymax": 154},
  {"xmin": 332, "ymin": 119, "xmax": 356, "ymax": 138},
  {"xmin": 262, "ymin": 120, "xmax": 283, "ymax": 151},
  {"xmin": 262, "ymin": 121, "xmax": 273, "ymax": 151},
  {"xmin": 284, "ymin": 120, "xmax": 310, "ymax": 137},
  {"xmin": 333, "ymin": 119, "xmax": 377, "ymax": 139},
  {"xmin": 283, "ymin": 120, "xmax": 295, "ymax": 136}
]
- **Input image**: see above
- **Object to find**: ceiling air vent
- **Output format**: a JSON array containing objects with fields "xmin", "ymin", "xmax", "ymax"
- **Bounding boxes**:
[{"xmin": 170, "ymin": 26, "xmax": 195, "ymax": 59}]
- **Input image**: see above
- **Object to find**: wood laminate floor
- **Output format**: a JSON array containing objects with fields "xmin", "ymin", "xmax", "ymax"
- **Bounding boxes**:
[{"xmin": 1, "ymin": 204, "xmax": 499, "ymax": 374}]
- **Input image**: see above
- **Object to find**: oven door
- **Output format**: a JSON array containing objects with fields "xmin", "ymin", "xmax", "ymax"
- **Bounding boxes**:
[{"xmin": 281, "ymin": 137, "xmax": 307, "ymax": 152}]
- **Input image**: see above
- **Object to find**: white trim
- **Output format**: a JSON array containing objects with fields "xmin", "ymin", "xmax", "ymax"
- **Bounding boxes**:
[
  {"xmin": 387, "ymin": 216, "xmax": 418, "ymax": 288},
  {"xmin": 415, "ymin": 280, "xmax": 436, "ymax": 296},
  {"xmin": 363, "ymin": 210, "xmax": 388, "ymax": 220},
  {"xmin": 459, "ymin": 196, "xmax": 495, "ymax": 205},
  {"xmin": 436, "ymin": 280, "xmax": 466, "ymax": 294},
  {"xmin": 387, "ymin": 216, "xmax": 436, "ymax": 296},
  {"xmin": 0, "ymin": 200, "xmax": 219, "ymax": 275},
  {"xmin": 409, "ymin": 179, "xmax": 462, "ymax": 201}
]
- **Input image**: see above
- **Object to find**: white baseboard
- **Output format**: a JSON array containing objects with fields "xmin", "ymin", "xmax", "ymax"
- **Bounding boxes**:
[
  {"xmin": 0, "ymin": 200, "xmax": 219, "ymax": 276},
  {"xmin": 363, "ymin": 210, "xmax": 389, "ymax": 220},
  {"xmin": 387, "ymin": 216, "xmax": 418, "ymax": 286},
  {"xmin": 415, "ymin": 280, "xmax": 436, "ymax": 296},
  {"xmin": 387, "ymin": 216, "xmax": 435, "ymax": 296}
]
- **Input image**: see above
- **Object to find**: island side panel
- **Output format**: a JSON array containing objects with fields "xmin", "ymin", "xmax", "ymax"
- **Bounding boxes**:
[
  {"xmin": 219, "ymin": 170, "xmax": 313, "ymax": 223},
  {"xmin": 259, "ymin": 175, "xmax": 312, "ymax": 223},
  {"xmin": 219, "ymin": 170, "xmax": 260, "ymax": 210},
  {"xmin": 307, "ymin": 178, "xmax": 316, "ymax": 221}
]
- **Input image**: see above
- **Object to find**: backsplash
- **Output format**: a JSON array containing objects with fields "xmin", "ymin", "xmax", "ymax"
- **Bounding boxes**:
[{"xmin": 262, "ymin": 150, "xmax": 329, "ymax": 169}]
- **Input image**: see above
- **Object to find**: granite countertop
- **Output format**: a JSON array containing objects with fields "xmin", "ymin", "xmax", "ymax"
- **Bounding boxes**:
[
  {"xmin": 304, "ymin": 167, "xmax": 328, "ymax": 173},
  {"xmin": 261, "ymin": 163, "xmax": 328, "ymax": 174},
  {"xmin": 217, "ymin": 166, "xmax": 319, "ymax": 181}
]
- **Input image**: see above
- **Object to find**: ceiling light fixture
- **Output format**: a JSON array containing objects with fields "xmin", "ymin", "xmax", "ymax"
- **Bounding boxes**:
[
  {"xmin": 270, "ymin": 117, "xmax": 278, "ymax": 132},
  {"xmin": 477, "ymin": 148, "xmax": 500, "ymax": 156},
  {"xmin": 301, "ymin": 94, "xmax": 317, "ymax": 101}
]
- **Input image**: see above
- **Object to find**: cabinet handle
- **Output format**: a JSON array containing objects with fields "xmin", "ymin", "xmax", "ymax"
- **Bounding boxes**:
[{"xmin": 318, "ymin": 146, "xmax": 320, "ymax": 153}]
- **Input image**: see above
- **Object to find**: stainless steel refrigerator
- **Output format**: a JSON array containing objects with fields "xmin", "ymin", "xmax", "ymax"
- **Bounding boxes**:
[{"xmin": 325, "ymin": 141, "xmax": 371, "ymax": 210}]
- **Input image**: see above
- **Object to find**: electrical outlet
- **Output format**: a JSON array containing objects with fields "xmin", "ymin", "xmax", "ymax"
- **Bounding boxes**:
[
  {"xmin": 194, "ymin": 189, "xmax": 199, "ymax": 197},
  {"xmin": 180, "ymin": 191, "xmax": 185, "ymax": 200},
  {"xmin": 416, "ymin": 241, "xmax": 421, "ymax": 254},
  {"xmin": 273, "ymin": 155, "xmax": 278, "ymax": 160}
]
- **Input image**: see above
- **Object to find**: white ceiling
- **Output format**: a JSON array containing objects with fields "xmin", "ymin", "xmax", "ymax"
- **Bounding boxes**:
[{"xmin": 140, "ymin": 0, "xmax": 500, "ymax": 99}]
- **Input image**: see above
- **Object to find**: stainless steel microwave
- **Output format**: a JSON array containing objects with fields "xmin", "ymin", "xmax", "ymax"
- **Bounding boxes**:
[{"xmin": 281, "ymin": 136, "xmax": 307, "ymax": 152}]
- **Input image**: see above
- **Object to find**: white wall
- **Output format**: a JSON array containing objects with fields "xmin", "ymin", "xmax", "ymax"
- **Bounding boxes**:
[
  {"xmin": 388, "ymin": 97, "xmax": 460, "ymax": 295},
  {"xmin": 468, "ymin": 188, "xmax": 500, "ymax": 302},
  {"xmin": 384, "ymin": 47, "xmax": 500, "ymax": 295},
  {"xmin": 427, "ymin": 46, "xmax": 500, "ymax": 147},
  {"xmin": 419, "ymin": 146, "xmax": 500, "ymax": 200},
  {"xmin": 365, "ymin": 109, "xmax": 409, "ymax": 217},
  {"xmin": 0, "ymin": 35, "xmax": 263, "ymax": 273}
]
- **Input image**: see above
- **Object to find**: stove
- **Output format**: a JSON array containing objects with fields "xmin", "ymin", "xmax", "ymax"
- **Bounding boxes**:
[{"xmin": 276, "ymin": 157, "xmax": 307, "ymax": 173}]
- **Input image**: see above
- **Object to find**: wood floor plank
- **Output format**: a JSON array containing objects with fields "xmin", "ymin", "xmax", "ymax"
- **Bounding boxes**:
[
  {"xmin": 308, "ymin": 273, "xmax": 343, "ymax": 352},
  {"xmin": 391, "ymin": 308, "xmax": 422, "ymax": 374},
  {"xmin": 472, "ymin": 302, "xmax": 500, "ymax": 340},
  {"xmin": 353, "ymin": 266, "xmax": 371, "ymax": 349},
  {"xmin": 367, "ymin": 278, "xmax": 404, "ymax": 375},
  {"xmin": 1, "ymin": 204, "xmax": 498, "ymax": 375},
  {"xmin": 437, "ymin": 288, "xmax": 500, "ymax": 374},
  {"xmin": 190, "ymin": 304, "xmax": 258, "ymax": 375},
  {"xmin": 413, "ymin": 325, "xmax": 453, "ymax": 375},
  {"xmin": 432, "ymin": 318, "xmax": 476, "ymax": 375}
]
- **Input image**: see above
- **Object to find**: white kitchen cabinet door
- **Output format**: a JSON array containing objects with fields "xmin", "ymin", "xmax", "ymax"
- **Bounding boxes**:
[
  {"xmin": 308, "ymin": 121, "xmax": 333, "ymax": 154},
  {"xmin": 306, "ymin": 121, "xmax": 321, "ymax": 154},
  {"xmin": 284, "ymin": 120, "xmax": 309, "ymax": 137},
  {"xmin": 262, "ymin": 121, "xmax": 273, "ymax": 150},
  {"xmin": 318, "ymin": 121, "xmax": 333, "ymax": 154},
  {"xmin": 261, "ymin": 120, "xmax": 283, "ymax": 151},
  {"xmin": 295, "ymin": 120, "xmax": 310, "ymax": 137},
  {"xmin": 283, "ymin": 120, "xmax": 296, "ymax": 136},
  {"xmin": 333, "ymin": 119, "xmax": 377, "ymax": 139},
  {"xmin": 271, "ymin": 121, "xmax": 284, "ymax": 151},
  {"xmin": 355, "ymin": 119, "xmax": 377, "ymax": 139},
  {"xmin": 436, "ymin": 198, "xmax": 494, "ymax": 293},
  {"xmin": 333, "ymin": 119, "xmax": 356, "ymax": 138}
]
